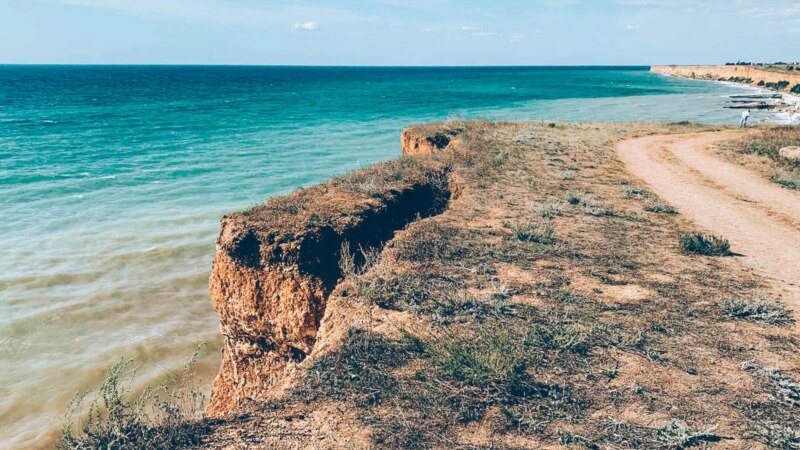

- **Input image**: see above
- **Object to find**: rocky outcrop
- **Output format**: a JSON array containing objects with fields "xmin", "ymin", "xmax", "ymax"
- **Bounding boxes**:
[
  {"xmin": 401, "ymin": 126, "xmax": 464, "ymax": 156},
  {"xmin": 206, "ymin": 134, "xmax": 462, "ymax": 415},
  {"xmin": 651, "ymin": 65, "xmax": 800, "ymax": 92}
]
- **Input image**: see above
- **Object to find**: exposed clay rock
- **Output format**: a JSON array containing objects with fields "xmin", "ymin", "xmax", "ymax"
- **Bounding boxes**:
[
  {"xmin": 206, "ymin": 156, "xmax": 456, "ymax": 415},
  {"xmin": 651, "ymin": 65, "xmax": 800, "ymax": 92},
  {"xmin": 780, "ymin": 146, "xmax": 800, "ymax": 161},
  {"xmin": 401, "ymin": 126, "xmax": 464, "ymax": 156}
]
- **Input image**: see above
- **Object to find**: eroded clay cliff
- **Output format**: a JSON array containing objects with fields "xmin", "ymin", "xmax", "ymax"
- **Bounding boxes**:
[
  {"xmin": 206, "ymin": 127, "xmax": 463, "ymax": 415},
  {"xmin": 401, "ymin": 126, "xmax": 464, "ymax": 156},
  {"xmin": 651, "ymin": 65, "xmax": 800, "ymax": 91}
]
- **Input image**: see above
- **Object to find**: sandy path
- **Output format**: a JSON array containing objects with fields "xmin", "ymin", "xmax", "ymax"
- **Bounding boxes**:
[{"xmin": 617, "ymin": 131, "xmax": 800, "ymax": 315}]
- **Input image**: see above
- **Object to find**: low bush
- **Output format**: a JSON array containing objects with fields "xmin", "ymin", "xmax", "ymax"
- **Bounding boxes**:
[
  {"xmin": 680, "ymin": 233, "xmax": 732, "ymax": 256},
  {"xmin": 765, "ymin": 80, "xmax": 791, "ymax": 90},
  {"xmin": 723, "ymin": 296, "xmax": 794, "ymax": 325},
  {"xmin": 57, "ymin": 354, "xmax": 210, "ymax": 450}
]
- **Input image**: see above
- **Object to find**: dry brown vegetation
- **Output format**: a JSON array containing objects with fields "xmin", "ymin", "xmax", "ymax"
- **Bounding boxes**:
[
  {"xmin": 193, "ymin": 121, "xmax": 800, "ymax": 449},
  {"xmin": 718, "ymin": 126, "xmax": 800, "ymax": 190},
  {"xmin": 62, "ymin": 122, "xmax": 800, "ymax": 449}
]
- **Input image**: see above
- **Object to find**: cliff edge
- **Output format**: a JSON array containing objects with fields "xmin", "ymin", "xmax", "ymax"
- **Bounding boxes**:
[
  {"xmin": 651, "ymin": 65, "xmax": 800, "ymax": 91},
  {"xmin": 206, "ymin": 125, "xmax": 464, "ymax": 415},
  {"xmin": 200, "ymin": 122, "xmax": 800, "ymax": 448}
]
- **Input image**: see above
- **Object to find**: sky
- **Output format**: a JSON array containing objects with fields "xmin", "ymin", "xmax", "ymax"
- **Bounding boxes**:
[{"xmin": 1, "ymin": 0, "xmax": 798, "ymax": 65}]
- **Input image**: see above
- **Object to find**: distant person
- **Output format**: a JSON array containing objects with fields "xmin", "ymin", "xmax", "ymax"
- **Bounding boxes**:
[{"xmin": 740, "ymin": 109, "xmax": 751, "ymax": 127}]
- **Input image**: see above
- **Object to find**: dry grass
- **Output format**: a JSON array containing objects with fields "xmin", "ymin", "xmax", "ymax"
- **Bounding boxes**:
[
  {"xmin": 57, "ymin": 353, "xmax": 213, "ymax": 450},
  {"xmin": 719, "ymin": 126, "xmax": 800, "ymax": 191},
  {"xmin": 723, "ymin": 294, "xmax": 794, "ymax": 326},
  {"xmin": 199, "ymin": 121, "xmax": 800, "ymax": 448}
]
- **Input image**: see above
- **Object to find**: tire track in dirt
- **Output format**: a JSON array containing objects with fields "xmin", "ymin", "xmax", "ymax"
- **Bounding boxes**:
[{"xmin": 617, "ymin": 131, "xmax": 800, "ymax": 317}]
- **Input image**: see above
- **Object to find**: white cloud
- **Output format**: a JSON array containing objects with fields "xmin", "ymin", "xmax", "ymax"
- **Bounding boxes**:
[
  {"xmin": 293, "ymin": 21, "xmax": 320, "ymax": 31},
  {"xmin": 461, "ymin": 25, "xmax": 499, "ymax": 37}
]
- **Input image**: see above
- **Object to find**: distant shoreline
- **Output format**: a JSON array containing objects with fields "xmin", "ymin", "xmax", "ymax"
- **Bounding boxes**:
[{"xmin": 652, "ymin": 65, "xmax": 800, "ymax": 125}]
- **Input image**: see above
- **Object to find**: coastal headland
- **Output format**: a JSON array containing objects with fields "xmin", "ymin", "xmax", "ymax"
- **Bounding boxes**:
[
  {"xmin": 652, "ymin": 65, "xmax": 800, "ymax": 121},
  {"xmin": 192, "ymin": 121, "xmax": 800, "ymax": 448},
  {"xmin": 651, "ymin": 65, "xmax": 800, "ymax": 92}
]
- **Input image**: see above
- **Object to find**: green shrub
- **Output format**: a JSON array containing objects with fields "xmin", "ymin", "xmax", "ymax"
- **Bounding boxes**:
[
  {"xmin": 792, "ymin": 84, "xmax": 800, "ymax": 94},
  {"xmin": 765, "ymin": 80, "xmax": 791, "ymax": 90},
  {"xmin": 679, "ymin": 233, "xmax": 732, "ymax": 256}
]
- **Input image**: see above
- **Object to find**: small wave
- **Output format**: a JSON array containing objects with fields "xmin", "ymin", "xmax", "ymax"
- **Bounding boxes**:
[{"xmin": 41, "ymin": 120, "xmax": 58, "ymax": 124}]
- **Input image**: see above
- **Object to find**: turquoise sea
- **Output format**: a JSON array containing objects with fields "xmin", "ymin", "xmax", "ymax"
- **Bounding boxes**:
[{"xmin": 0, "ymin": 65, "xmax": 763, "ymax": 448}]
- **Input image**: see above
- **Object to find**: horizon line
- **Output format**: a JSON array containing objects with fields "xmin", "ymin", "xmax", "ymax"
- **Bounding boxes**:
[{"xmin": 0, "ymin": 63, "xmax": 669, "ymax": 68}]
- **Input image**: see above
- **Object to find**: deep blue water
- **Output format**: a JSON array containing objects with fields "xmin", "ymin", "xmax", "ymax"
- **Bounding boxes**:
[{"xmin": 0, "ymin": 65, "xmax": 756, "ymax": 448}]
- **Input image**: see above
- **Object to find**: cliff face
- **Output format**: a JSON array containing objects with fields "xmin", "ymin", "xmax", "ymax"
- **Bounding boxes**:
[
  {"xmin": 401, "ymin": 126, "xmax": 463, "ymax": 156},
  {"xmin": 651, "ymin": 65, "xmax": 800, "ymax": 91},
  {"xmin": 206, "ymin": 127, "xmax": 461, "ymax": 415}
]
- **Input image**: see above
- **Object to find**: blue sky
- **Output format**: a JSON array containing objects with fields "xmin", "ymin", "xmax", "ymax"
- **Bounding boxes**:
[{"xmin": 1, "ymin": 0, "xmax": 798, "ymax": 65}]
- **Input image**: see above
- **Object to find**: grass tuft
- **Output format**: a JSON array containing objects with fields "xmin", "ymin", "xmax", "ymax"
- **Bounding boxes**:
[
  {"xmin": 535, "ymin": 199, "xmax": 565, "ymax": 218},
  {"xmin": 655, "ymin": 420, "xmax": 731, "ymax": 448},
  {"xmin": 680, "ymin": 233, "xmax": 732, "ymax": 256},
  {"xmin": 755, "ymin": 424, "xmax": 800, "ymax": 449},
  {"xmin": 511, "ymin": 220, "xmax": 555, "ymax": 244},
  {"xmin": 723, "ymin": 295, "xmax": 794, "ymax": 326},
  {"xmin": 644, "ymin": 198, "xmax": 677, "ymax": 214},
  {"xmin": 770, "ymin": 169, "xmax": 800, "ymax": 190},
  {"xmin": 57, "ymin": 354, "xmax": 210, "ymax": 450}
]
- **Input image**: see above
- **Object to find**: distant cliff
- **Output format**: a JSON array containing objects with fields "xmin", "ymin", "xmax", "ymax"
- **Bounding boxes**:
[{"xmin": 651, "ymin": 65, "xmax": 800, "ymax": 92}]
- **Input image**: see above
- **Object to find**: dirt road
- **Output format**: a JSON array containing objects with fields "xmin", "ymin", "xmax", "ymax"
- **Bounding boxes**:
[{"xmin": 617, "ymin": 131, "xmax": 800, "ymax": 315}]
